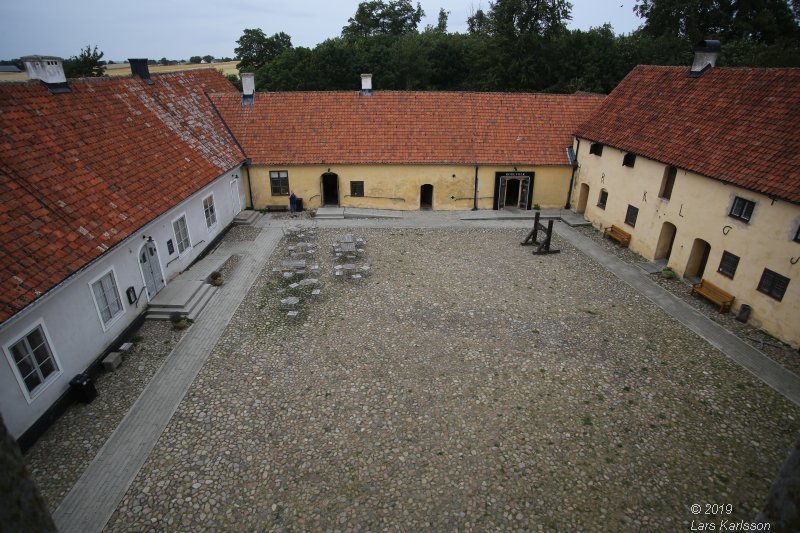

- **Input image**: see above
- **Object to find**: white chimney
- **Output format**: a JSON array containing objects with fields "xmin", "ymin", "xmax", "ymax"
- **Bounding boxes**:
[
  {"xmin": 690, "ymin": 40, "xmax": 721, "ymax": 78},
  {"xmin": 360, "ymin": 73, "xmax": 373, "ymax": 96},
  {"xmin": 21, "ymin": 56, "xmax": 66, "ymax": 84},
  {"xmin": 241, "ymin": 73, "xmax": 255, "ymax": 96}
]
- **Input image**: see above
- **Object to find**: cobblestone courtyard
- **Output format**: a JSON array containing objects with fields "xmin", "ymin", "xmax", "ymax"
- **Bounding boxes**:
[{"xmin": 79, "ymin": 226, "xmax": 794, "ymax": 531}]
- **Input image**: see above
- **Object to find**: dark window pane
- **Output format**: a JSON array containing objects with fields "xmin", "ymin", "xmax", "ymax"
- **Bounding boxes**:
[
  {"xmin": 730, "ymin": 197, "xmax": 755, "ymax": 222},
  {"xmin": 39, "ymin": 358, "xmax": 55, "ymax": 377},
  {"xmin": 623, "ymin": 153, "xmax": 636, "ymax": 167},
  {"xmin": 589, "ymin": 143, "xmax": 603, "ymax": 156},
  {"xmin": 597, "ymin": 190, "xmax": 608, "ymax": 208},
  {"xmin": 350, "ymin": 181, "xmax": 364, "ymax": 197},
  {"xmin": 33, "ymin": 344, "xmax": 51, "ymax": 365},
  {"xmin": 757, "ymin": 269, "xmax": 790, "ymax": 301},
  {"xmin": 625, "ymin": 205, "xmax": 638, "ymax": 227},
  {"xmin": 718, "ymin": 251, "xmax": 739, "ymax": 278},
  {"xmin": 16, "ymin": 355, "xmax": 35, "ymax": 377},
  {"xmin": 24, "ymin": 373, "xmax": 42, "ymax": 392},
  {"xmin": 27, "ymin": 328, "xmax": 45, "ymax": 350},
  {"xmin": 10, "ymin": 342, "xmax": 28, "ymax": 363},
  {"xmin": 660, "ymin": 166, "xmax": 677, "ymax": 199}
]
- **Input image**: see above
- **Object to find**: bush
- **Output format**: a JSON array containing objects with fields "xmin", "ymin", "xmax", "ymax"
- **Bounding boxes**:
[{"xmin": 209, "ymin": 271, "xmax": 224, "ymax": 286}]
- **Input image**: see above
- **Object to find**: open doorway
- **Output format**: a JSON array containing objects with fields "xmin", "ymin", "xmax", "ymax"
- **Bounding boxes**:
[
  {"xmin": 420, "ymin": 184, "xmax": 433, "ymax": 209},
  {"xmin": 654, "ymin": 222, "xmax": 677, "ymax": 262},
  {"xmin": 322, "ymin": 173, "xmax": 339, "ymax": 206},
  {"xmin": 576, "ymin": 183, "xmax": 589, "ymax": 213},
  {"xmin": 685, "ymin": 238, "xmax": 711, "ymax": 279},
  {"xmin": 504, "ymin": 178, "xmax": 521, "ymax": 207}
]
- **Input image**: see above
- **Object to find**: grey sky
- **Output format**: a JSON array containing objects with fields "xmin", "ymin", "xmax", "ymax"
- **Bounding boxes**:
[{"xmin": 0, "ymin": 1, "xmax": 642, "ymax": 61}]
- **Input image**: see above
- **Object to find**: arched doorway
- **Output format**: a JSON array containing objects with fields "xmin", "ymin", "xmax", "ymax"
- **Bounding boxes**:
[
  {"xmin": 139, "ymin": 240, "xmax": 165, "ymax": 300},
  {"xmin": 576, "ymin": 183, "xmax": 590, "ymax": 213},
  {"xmin": 685, "ymin": 238, "xmax": 711, "ymax": 279},
  {"xmin": 654, "ymin": 222, "xmax": 677, "ymax": 262},
  {"xmin": 420, "ymin": 184, "xmax": 433, "ymax": 209},
  {"xmin": 322, "ymin": 172, "xmax": 339, "ymax": 206}
]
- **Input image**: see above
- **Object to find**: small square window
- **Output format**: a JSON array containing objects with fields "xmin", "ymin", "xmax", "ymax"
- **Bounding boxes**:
[
  {"xmin": 757, "ymin": 269, "xmax": 790, "ymax": 301},
  {"xmin": 203, "ymin": 195, "xmax": 217, "ymax": 229},
  {"xmin": 717, "ymin": 251, "xmax": 740, "ymax": 279},
  {"xmin": 729, "ymin": 196, "xmax": 755, "ymax": 223},
  {"xmin": 597, "ymin": 189, "xmax": 608, "ymax": 209},
  {"xmin": 622, "ymin": 153, "xmax": 636, "ymax": 167},
  {"xmin": 659, "ymin": 166, "xmax": 677, "ymax": 200},
  {"xmin": 269, "ymin": 170, "xmax": 289, "ymax": 196},
  {"xmin": 350, "ymin": 181, "xmax": 364, "ymax": 197},
  {"xmin": 624, "ymin": 205, "xmax": 638, "ymax": 227},
  {"xmin": 172, "ymin": 215, "xmax": 191, "ymax": 254},
  {"xmin": 589, "ymin": 143, "xmax": 603, "ymax": 156}
]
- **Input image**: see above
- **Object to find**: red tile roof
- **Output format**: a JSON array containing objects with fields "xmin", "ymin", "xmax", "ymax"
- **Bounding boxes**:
[
  {"xmin": 576, "ymin": 65, "xmax": 800, "ymax": 204},
  {"xmin": 209, "ymin": 91, "xmax": 605, "ymax": 166},
  {"xmin": 0, "ymin": 70, "xmax": 243, "ymax": 323}
]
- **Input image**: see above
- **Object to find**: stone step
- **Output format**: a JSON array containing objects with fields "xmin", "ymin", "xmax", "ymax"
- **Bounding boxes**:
[
  {"xmin": 186, "ymin": 284, "xmax": 217, "ymax": 321},
  {"xmin": 146, "ymin": 281, "xmax": 216, "ymax": 320},
  {"xmin": 147, "ymin": 280, "xmax": 206, "ymax": 311},
  {"xmin": 232, "ymin": 210, "xmax": 262, "ymax": 226}
]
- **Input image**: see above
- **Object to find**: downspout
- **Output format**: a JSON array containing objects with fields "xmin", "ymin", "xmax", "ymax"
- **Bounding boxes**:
[
  {"xmin": 243, "ymin": 158, "xmax": 254, "ymax": 209},
  {"xmin": 565, "ymin": 138, "xmax": 581, "ymax": 209},
  {"xmin": 472, "ymin": 164, "xmax": 479, "ymax": 210}
]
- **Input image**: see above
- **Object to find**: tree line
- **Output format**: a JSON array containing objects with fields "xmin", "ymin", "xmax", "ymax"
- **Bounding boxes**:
[{"xmin": 234, "ymin": 0, "xmax": 800, "ymax": 94}]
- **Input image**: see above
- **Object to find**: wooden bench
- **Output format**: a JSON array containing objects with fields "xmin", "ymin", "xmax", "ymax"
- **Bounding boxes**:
[
  {"xmin": 603, "ymin": 225, "xmax": 631, "ymax": 247},
  {"xmin": 264, "ymin": 205, "xmax": 288, "ymax": 212},
  {"xmin": 691, "ymin": 279, "xmax": 734, "ymax": 312}
]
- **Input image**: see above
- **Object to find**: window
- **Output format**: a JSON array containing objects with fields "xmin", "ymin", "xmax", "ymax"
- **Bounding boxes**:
[
  {"xmin": 91, "ymin": 270, "xmax": 124, "ymax": 327},
  {"xmin": 624, "ymin": 205, "xmax": 639, "ymax": 227},
  {"xmin": 7, "ymin": 325, "xmax": 59, "ymax": 397},
  {"xmin": 659, "ymin": 166, "xmax": 677, "ymax": 200},
  {"xmin": 757, "ymin": 269, "xmax": 790, "ymax": 301},
  {"xmin": 172, "ymin": 215, "xmax": 191, "ymax": 254},
  {"xmin": 622, "ymin": 153, "xmax": 636, "ymax": 167},
  {"xmin": 729, "ymin": 196, "xmax": 755, "ymax": 223},
  {"xmin": 597, "ymin": 189, "xmax": 608, "ymax": 209},
  {"xmin": 717, "ymin": 251, "xmax": 740, "ymax": 279},
  {"xmin": 203, "ymin": 195, "xmax": 217, "ymax": 229},
  {"xmin": 589, "ymin": 143, "xmax": 604, "ymax": 156},
  {"xmin": 350, "ymin": 181, "xmax": 364, "ymax": 197},
  {"xmin": 269, "ymin": 170, "xmax": 289, "ymax": 196}
]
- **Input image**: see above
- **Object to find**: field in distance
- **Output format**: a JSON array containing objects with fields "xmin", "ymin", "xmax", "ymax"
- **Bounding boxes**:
[{"xmin": 0, "ymin": 61, "xmax": 239, "ymax": 82}]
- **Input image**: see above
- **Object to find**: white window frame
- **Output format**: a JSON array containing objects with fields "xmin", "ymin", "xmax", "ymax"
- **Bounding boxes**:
[
  {"xmin": 203, "ymin": 194, "xmax": 217, "ymax": 231},
  {"xmin": 88, "ymin": 266, "xmax": 126, "ymax": 332},
  {"xmin": 3, "ymin": 319, "xmax": 63, "ymax": 403},
  {"xmin": 172, "ymin": 213, "xmax": 192, "ymax": 255}
]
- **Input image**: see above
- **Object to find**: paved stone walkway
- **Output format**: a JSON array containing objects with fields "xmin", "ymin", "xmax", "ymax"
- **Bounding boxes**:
[
  {"xmin": 53, "ymin": 221, "xmax": 281, "ymax": 533},
  {"xmin": 553, "ymin": 222, "xmax": 800, "ymax": 407}
]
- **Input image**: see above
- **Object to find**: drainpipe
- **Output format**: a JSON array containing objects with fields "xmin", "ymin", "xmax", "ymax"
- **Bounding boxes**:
[
  {"xmin": 473, "ymin": 164, "xmax": 479, "ymax": 210},
  {"xmin": 565, "ymin": 138, "xmax": 581, "ymax": 209},
  {"xmin": 243, "ymin": 158, "xmax": 254, "ymax": 209}
]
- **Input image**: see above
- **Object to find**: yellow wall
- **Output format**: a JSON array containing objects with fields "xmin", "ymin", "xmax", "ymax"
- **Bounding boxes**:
[
  {"xmin": 248, "ymin": 164, "xmax": 573, "ymax": 212},
  {"xmin": 572, "ymin": 139, "xmax": 800, "ymax": 347}
]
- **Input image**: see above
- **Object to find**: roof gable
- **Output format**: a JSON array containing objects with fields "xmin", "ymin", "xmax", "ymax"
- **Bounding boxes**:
[
  {"xmin": 576, "ymin": 65, "xmax": 800, "ymax": 203},
  {"xmin": 210, "ymin": 91, "xmax": 605, "ymax": 166},
  {"xmin": 0, "ymin": 70, "xmax": 243, "ymax": 323}
]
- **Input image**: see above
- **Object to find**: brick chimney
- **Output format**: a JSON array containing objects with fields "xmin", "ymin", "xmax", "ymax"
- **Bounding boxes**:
[
  {"xmin": 360, "ymin": 73, "xmax": 373, "ymax": 96},
  {"xmin": 241, "ymin": 72, "xmax": 255, "ymax": 105},
  {"xmin": 21, "ymin": 56, "xmax": 70, "ymax": 93},
  {"xmin": 128, "ymin": 58, "xmax": 153, "ymax": 85},
  {"xmin": 690, "ymin": 40, "xmax": 721, "ymax": 78}
]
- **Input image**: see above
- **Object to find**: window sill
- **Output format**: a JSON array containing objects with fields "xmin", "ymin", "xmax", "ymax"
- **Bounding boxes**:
[
  {"xmin": 99, "ymin": 310, "xmax": 126, "ymax": 333},
  {"xmin": 757, "ymin": 288, "xmax": 784, "ymax": 302}
]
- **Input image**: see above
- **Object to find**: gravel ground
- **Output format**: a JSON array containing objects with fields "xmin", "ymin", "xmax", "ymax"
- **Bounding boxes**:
[
  {"xmin": 24, "ymin": 320, "xmax": 184, "ymax": 512},
  {"xmin": 575, "ymin": 225, "xmax": 800, "ymax": 376},
  {"xmin": 104, "ymin": 227, "xmax": 799, "ymax": 531}
]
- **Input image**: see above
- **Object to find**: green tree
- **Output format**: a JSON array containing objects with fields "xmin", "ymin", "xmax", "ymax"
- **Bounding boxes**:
[
  {"xmin": 235, "ymin": 28, "xmax": 293, "ymax": 71},
  {"xmin": 160, "ymin": 57, "xmax": 169, "ymax": 66},
  {"xmin": 467, "ymin": 8, "xmax": 490, "ymax": 34},
  {"xmin": 436, "ymin": 8, "xmax": 449, "ymax": 32},
  {"xmin": 64, "ymin": 45, "xmax": 105, "ymax": 78},
  {"xmin": 342, "ymin": 1, "xmax": 425, "ymax": 37},
  {"xmin": 202, "ymin": 55, "xmax": 214, "ymax": 63},
  {"xmin": 190, "ymin": 56, "xmax": 202, "ymax": 63},
  {"xmin": 486, "ymin": 0, "xmax": 573, "ymax": 38}
]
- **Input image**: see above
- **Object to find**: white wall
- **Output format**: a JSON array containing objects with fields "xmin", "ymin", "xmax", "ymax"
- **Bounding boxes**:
[{"xmin": 0, "ymin": 167, "xmax": 245, "ymax": 439}]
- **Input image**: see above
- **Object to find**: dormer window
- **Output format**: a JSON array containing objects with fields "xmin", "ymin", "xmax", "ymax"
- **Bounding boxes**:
[
  {"xmin": 589, "ymin": 143, "xmax": 603, "ymax": 156},
  {"xmin": 622, "ymin": 153, "xmax": 636, "ymax": 167}
]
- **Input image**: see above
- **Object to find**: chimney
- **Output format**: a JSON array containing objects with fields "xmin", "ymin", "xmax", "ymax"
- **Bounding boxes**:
[
  {"xmin": 360, "ymin": 73, "xmax": 373, "ymax": 96},
  {"xmin": 128, "ymin": 58, "xmax": 153, "ymax": 85},
  {"xmin": 21, "ymin": 56, "xmax": 70, "ymax": 93},
  {"xmin": 241, "ymin": 72, "xmax": 255, "ymax": 105},
  {"xmin": 690, "ymin": 40, "xmax": 721, "ymax": 78}
]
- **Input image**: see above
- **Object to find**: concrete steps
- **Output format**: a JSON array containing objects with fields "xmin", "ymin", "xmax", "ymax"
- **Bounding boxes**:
[
  {"xmin": 233, "ymin": 209, "xmax": 262, "ymax": 225},
  {"xmin": 146, "ymin": 280, "xmax": 217, "ymax": 321},
  {"xmin": 314, "ymin": 207, "xmax": 345, "ymax": 219}
]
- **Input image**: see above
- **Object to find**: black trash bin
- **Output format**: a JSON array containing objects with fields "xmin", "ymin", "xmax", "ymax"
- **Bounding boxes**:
[
  {"xmin": 69, "ymin": 372, "xmax": 97, "ymax": 403},
  {"xmin": 295, "ymin": 198, "xmax": 303, "ymax": 212},
  {"xmin": 736, "ymin": 304, "xmax": 751, "ymax": 323}
]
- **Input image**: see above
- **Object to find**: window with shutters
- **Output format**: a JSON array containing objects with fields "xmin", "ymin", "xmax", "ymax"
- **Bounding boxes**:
[{"xmin": 729, "ymin": 197, "xmax": 755, "ymax": 223}]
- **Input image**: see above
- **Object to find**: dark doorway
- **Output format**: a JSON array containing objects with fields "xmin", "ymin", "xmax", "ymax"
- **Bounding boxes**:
[
  {"xmin": 655, "ymin": 222, "xmax": 677, "ymax": 262},
  {"xmin": 322, "ymin": 173, "xmax": 339, "ymax": 206},
  {"xmin": 686, "ymin": 238, "xmax": 711, "ymax": 279},
  {"xmin": 420, "ymin": 184, "xmax": 433, "ymax": 209},
  {"xmin": 504, "ymin": 178, "xmax": 520, "ymax": 207}
]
